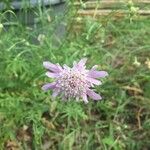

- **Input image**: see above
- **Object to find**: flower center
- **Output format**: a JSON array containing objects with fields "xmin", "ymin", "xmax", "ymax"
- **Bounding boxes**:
[{"xmin": 57, "ymin": 70, "xmax": 87, "ymax": 98}]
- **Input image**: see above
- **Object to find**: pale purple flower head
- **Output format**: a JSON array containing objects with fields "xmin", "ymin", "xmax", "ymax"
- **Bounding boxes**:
[{"xmin": 42, "ymin": 58, "xmax": 108, "ymax": 103}]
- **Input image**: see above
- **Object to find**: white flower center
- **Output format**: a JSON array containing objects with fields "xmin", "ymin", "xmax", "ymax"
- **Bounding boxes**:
[{"xmin": 56, "ymin": 69, "xmax": 87, "ymax": 98}]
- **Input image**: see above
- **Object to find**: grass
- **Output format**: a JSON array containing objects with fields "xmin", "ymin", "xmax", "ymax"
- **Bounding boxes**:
[{"xmin": 0, "ymin": 1, "xmax": 150, "ymax": 150}]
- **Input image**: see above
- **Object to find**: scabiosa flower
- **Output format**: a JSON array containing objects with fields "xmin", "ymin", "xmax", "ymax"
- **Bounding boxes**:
[{"xmin": 42, "ymin": 58, "xmax": 108, "ymax": 103}]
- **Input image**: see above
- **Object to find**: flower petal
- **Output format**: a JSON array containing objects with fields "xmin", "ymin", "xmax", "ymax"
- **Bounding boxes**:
[
  {"xmin": 52, "ymin": 89, "xmax": 60, "ymax": 97},
  {"xmin": 46, "ymin": 72, "xmax": 59, "ymax": 78},
  {"xmin": 88, "ymin": 70, "xmax": 108, "ymax": 78},
  {"xmin": 82, "ymin": 94, "xmax": 88, "ymax": 103},
  {"xmin": 92, "ymin": 65, "xmax": 98, "ymax": 69},
  {"xmin": 87, "ymin": 77, "xmax": 102, "ymax": 85},
  {"xmin": 43, "ymin": 61, "xmax": 62, "ymax": 72},
  {"xmin": 86, "ymin": 89, "xmax": 102, "ymax": 100},
  {"xmin": 42, "ymin": 82, "xmax": 56, "ymax": 91},
  {"xmin": 73, "ymin": 58, "xmax": 87, "ymax": 71},
  {"xmin": 56, "ymin": 63, "xmax": 63, "ymax": 71},
  {"xmin": 63, "ymin": 64, "xmax": 70, "ymax": 71},
  {"xmin": 78, "ymin": 58, "xmax": 87, "ymax": 67}
]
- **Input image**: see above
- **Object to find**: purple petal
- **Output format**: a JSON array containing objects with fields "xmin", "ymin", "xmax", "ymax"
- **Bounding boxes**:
[
  {"xmin": 92, "ymin": 65, "xmax": 98, "ymax": 69},
  {"xmin": 88, "ymin": 70, "xmax": 108, "ymax": 78},
  {"xmin": 86, "ymin": 89, "xmax": 102, "ymax": 100},
  {"xmin": 43, "ymin": 61, "xmax": 62, "ymax": 72},
  {"xmin": 56, "ymin": 64, "xmax": 63, "ymax": 71},
  {"xmin": 63, "ymin": 64, "xmax": 70, "ymax": 71},
  {"xmin": 78, "ymin": 58, "xmax": 87, "ymax": 67},
  {"xmin": 46, "ymin": 72, "xmax": 59, "ymax": 78},
  {"xmin": 82, "ymin": 94, "xmax": 88, "ymax": 103},
  {"xmin": 52, "ymin": 89, "xmax": 60, "ymax": 97},
  {"xmin": 86, "ymin": 77, "xmax": 102, "ymax": 85},
  {"xmin": 73, "ymin": 58, "xmax": 87, "ymax": 70},
  {"xmin": 42, "ymin": 82, "xmax": 56, "ymax": 91}
]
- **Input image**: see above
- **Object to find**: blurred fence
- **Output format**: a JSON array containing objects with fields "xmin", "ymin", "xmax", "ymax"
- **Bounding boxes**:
[{"xmin": 72, "ymin": 0, "xmax": 150, "ymax": 32}]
